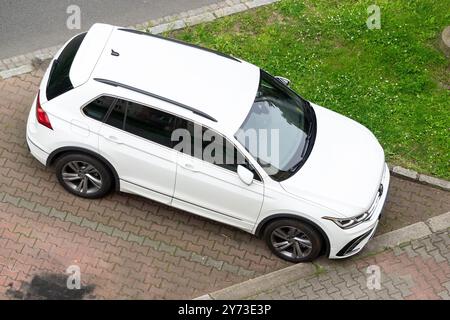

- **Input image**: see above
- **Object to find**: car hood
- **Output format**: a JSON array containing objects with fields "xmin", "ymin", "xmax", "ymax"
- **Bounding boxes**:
[{"xmin": 280, "ymin": 103, "xmax": 385, "ymax": 218}]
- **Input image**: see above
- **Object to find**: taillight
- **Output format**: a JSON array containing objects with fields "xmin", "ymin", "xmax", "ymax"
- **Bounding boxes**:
[{"xmin": 36, "ymin": 91, "xmax": 53, "ymax": 130}]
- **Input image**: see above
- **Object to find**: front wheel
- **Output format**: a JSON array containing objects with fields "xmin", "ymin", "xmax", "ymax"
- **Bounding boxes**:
[
  {"xmin": 264, "ymin": 219, "xmax": 322, "ymax": 263},
  {"xmin": 55, "ymin": 153, "xmax": 113, "ymax": 199}
]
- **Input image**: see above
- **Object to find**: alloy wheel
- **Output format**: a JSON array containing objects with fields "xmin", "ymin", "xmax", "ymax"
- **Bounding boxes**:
[
  {"xmin": 61, "ymin": 161, "xmax": 103, "ymax": 195},
  {"xmin": 270, "ymin": 226, "xmax": 313, "ymax": 259}
]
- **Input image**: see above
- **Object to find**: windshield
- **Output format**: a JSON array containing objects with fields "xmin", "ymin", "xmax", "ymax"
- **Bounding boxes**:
[{"xmin": 235, "ymin": 70, "xmax": 315, "ymax": 181}]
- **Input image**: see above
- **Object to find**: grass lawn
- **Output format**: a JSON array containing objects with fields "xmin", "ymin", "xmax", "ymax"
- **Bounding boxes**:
[{"xmin": 167, "ymin": 0, "xmax": 450, "ymax": 179}]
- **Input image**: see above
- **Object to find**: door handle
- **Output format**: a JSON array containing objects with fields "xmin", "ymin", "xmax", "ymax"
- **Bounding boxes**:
[
  {"xmin": 181, "ymin": 162, "xmax": 197, "ymax": 171},
  {"xmin": 104, "ymin": 135, "xmax": 122, "ymax": 144}
]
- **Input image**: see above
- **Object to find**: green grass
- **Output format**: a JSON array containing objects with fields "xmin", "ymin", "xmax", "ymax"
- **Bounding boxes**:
[{"xmin": 169, "ymin": 0, "xmax": 450, "ymax": 179}]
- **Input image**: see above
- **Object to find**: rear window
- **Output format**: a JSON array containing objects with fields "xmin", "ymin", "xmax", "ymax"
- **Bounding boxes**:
[{"xmin": 46, "ymin": 32, "xmax": 86, "ymax": 100}]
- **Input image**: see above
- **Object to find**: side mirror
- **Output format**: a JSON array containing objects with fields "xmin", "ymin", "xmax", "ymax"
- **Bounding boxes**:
[
  {"xmin": 237, "ymin": 165, "xmax": 254, "ymax": 185},
  {"xmin": 275, "ymin": 76, "xmax": 291, "ymax": 87}
]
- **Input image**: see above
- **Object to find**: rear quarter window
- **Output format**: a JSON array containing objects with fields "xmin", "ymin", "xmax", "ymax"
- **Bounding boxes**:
[
  {"xmin": 83, "ymin": 96, "xmax": 116, "ymax": 121},
  {"xmin": 46, "ymin": 32, "xmax": 86, "ymax": 100}
]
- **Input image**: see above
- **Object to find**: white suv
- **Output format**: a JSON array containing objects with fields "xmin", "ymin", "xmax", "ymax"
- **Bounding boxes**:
[{"xmin": 26, "ymin": 24, "xmax": 390, "ymax": 262}]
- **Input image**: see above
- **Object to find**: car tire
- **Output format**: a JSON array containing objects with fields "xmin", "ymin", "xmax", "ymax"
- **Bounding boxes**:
[
  {"xmin": 55, "ymin": 153, "xmax": 113, "ymax": 199},
  {"xmin": 264, "ymin": 219, "xmax": 322, "ymax": 263}
]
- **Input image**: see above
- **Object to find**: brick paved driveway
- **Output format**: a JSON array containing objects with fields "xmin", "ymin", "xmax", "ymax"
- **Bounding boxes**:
[
  {"xmin": 249, "ymin": 229, "xmax": 450, "ymax": 300},
  {"xmin": 0, "ymin": 69, "xmax": 449, "ymax": 299}
]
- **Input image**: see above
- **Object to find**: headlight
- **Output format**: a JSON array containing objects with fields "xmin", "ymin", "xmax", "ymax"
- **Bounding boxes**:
[{"xmin": 322, "ymin": 212, "xmax": 370, "ymax": 229}]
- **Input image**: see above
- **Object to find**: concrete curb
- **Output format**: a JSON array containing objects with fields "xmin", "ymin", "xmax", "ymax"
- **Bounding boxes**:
[
  {"xmin": 426, "ymin": 211, "xmax": 450, "ymax": 232},
  {"xmin": 389, "ymin": 165, "xmax": 449, "ymax": 191},
  {"xmin": 202, "ymin": 262, "xmax": 315, "ymax": 300},
  {"xmin": 0, "ymin": 0, "xmax": 280, "ymax": 79},
  {"xmin": 363, "ymin": 222, "xmax": 432, "ymax": 253},
  {"xmin": 195, "ymin": 211, "xmax": 450, "ymax": 300}
]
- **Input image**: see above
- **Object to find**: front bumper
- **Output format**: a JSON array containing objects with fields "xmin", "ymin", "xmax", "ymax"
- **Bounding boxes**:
[{"xmin": 328, "ymin": 163, "xmax": 390, "ymax": 259}]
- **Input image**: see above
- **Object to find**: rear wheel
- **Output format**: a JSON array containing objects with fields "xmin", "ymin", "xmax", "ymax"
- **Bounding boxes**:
[
  {"xmin": 264, "ymin": 219, "xmax": 322, "ymax": 263},
  {"xmin": 55, "ymin": 153, "xmax": 112, "ymax": 199}
]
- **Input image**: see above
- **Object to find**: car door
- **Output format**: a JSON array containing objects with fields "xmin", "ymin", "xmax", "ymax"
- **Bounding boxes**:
[
  {"xmin": 172, "ymin": 121, "xmax": 264, "ymax": 232},
  {"xmin": 98, "ymin": 98, "xmax": 179, "ymax": 205}
]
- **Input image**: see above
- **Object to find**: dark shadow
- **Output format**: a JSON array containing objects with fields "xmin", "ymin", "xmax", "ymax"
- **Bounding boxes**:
[{"xmin": 6, "ymin": 273, "xmax": 95, "ymax": 300}]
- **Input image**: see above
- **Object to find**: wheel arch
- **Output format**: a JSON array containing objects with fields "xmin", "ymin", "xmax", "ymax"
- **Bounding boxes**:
[
  {"xmin": 255, "ymin": 214, "xmax": 331, "ymax": 257},
  {"xmin": 46, "ymin": 146, "xmax": 120, "ymax": 191}
]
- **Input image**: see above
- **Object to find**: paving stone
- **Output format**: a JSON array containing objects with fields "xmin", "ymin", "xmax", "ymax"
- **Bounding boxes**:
[
  {"xmin": 80, "ymin": 218, "xmax": 98, "ymax": 231},
  {"xmin": 159, "ymin": 242, "xmax": 176, "ymax": 255},
  {"xmin": 4, "ymin": 194, "xmax": 20, "ymax": 206},
  {"xmin": 438, "ymin": 291, "xmax": 450, "ymax": 299},
  {"xmin": 18, "ymin": 199, "xmax": 35, "ymax": 211},
  {"xmin": 221, "ymin": 262, "xmax": 239, "ymax": 274},
  {"xmin": 127, "ymin": 233, "xmax": 145, "ymax": 245},
  {"xmin": 65, "ymin": 213, "xmax": 83, "ymax": 225},
  {"xmin": 34, "ymin": 203, "xmax": 51, "ymax": 215},
  {"xmin": 237, "ymin": 267, "xmax": 255, "ymax": 278},
  {"xmin": 174, "ymin": 247, "xmax": 191, "ymax": 259},
  {"xmin": 96, "ymin": 223, "xmax": 114, "ymax": 236},
  {"xmin": 112, "ymin": 228, "xmax": 129, "ymax": 241},
  {"xmin": 142, "ymin": 238, "xmax": 160, "ymax": 250},
  {"xmin": 205, "ymin": 257, "xmax": 224, "ymax": 270},
  {"xmin": 191, "ymin": 252, "xmax": 207, "ymax": 264},
  {"xmin": 49, "ymin": 208, "xmax": 67, "ymax": 220}
]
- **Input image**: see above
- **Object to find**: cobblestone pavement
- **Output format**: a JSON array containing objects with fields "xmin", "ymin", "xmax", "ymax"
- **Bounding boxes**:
[
  {"xmin": 250, "ymin": 229, "xmax": 450, "ymax": 300},
  {"xmin": 0, "ymin": 70, "xmax": 449, "ymax": 299}
]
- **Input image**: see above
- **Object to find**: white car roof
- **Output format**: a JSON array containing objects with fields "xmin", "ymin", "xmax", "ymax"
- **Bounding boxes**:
[{"xmin": 73, "ymin": 23, "xmax": 260, "ymax": 135}]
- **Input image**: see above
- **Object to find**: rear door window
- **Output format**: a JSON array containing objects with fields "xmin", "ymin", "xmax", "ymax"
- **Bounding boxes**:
[
  {"xmin": 46, "ymin": 32, "xmax": 86, "ymax": 100},
  {"xmin": 103, "ymin": 98, "xmax": 179, "ymax": 148},
  {"xmin": 124, "ymin": 101, "xmax": 177, "ymax": 147}
]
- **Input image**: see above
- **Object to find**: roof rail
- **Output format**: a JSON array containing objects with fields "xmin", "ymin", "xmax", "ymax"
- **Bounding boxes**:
[
  {"xmin": 118, "ymin": 28, "xmax": 241, "ymax": 63},
  {"xmin": 94, "ymin": 78, "xmax": 218, "ymax": 122}
]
